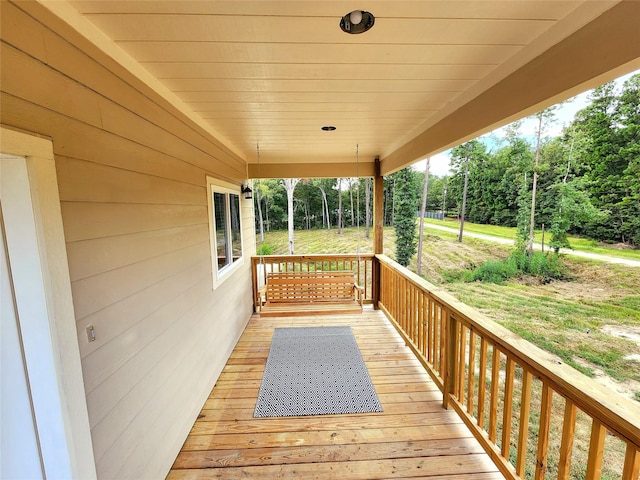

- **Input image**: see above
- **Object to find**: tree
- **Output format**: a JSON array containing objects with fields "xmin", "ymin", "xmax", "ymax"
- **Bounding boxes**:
[
  {"xmin": 416, "ymin": 158, "xmax": 430, "ymax": 275},
  {"xmin": 450, "ymin": 141, "xmax": 486, "ymax": 242},
  {"xmin": 314, "ymin": 179, "xmax": 333, "ymax": 229},
  {"xmin": 528, "ymin": 106, "xmax": 559, "ymax": 254},
  {"xmin": 365, "ymin": 177, "xmax": 371, "ymax": 238},
  {"xmin": 254, "ymin": 179, "xmax": 265, "ymax": 244},
  {"xmin": 548, "ymin": 180, "xmax": 600, "ymax": 253},
  {"xmin": 458, "ymin": 156, "xmax": 470, "ymax": 243},
  {"xmin": 394, "ymin": 167, "xmax": 420, "ymax": 267},
  {"xmin": 282, "ymin": 178, "xmax": 300, "ymax": 254},
  {"xmin": 337, "ymin": 178, "xmax": 343, "ymax": 234},
  {"xmin": 347, "ymin": 178, "xmax": 356, "ymax": 227}
]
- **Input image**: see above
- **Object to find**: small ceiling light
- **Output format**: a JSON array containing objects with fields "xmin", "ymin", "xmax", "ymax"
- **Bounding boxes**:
[
  {"xmin": 350, "ymin": 10, "xmax": 363, "ymax": 25},
  {"xmin": 321, "ymin": 126, "xmax": 337, "ymax": 131},
  {"xmin": 340, "ymin": 10, "xmax": 375, "ymax": 34}
]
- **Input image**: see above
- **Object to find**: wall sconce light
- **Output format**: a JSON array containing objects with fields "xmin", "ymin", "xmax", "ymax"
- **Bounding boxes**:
[
  {"xmin": 340, "ymin": 10, "xmax": 375, "ymax": 34},
  {"xmin": 241, "ymin": 185, "xmax": 253, "ymax": 200}
]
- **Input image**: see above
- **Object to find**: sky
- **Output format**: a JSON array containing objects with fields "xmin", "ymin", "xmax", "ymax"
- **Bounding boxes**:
[{"xmin": 413, "ymin": 68, "xmax": 639, "ymax": 177}]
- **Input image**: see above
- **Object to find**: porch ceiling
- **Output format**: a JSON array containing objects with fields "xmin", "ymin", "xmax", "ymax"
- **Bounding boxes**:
[{"xmin": 65, "ymin": 1, "xmax": 640, "ymax": 177}]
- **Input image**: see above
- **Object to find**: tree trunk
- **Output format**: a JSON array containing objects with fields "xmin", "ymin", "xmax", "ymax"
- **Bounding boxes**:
[
  {"xmin": 365, "ymin": 178, "xmax": 371, "ymax": 238},
  {"xmin": 390, "ymin": 179, "xmax": 396, "ymax": 227},
  {"xmin": 337, "ymin": 178, "xmax": 343, "ymax": 234},
  {"xmin": 283, "ymin": 178, "xmax": 300, "ymax": 254},
  {"xmin": 458, "ymin": 157, "xmax": 470, "ymax": 243},
  {"xmin": 441, "ymin": 184, "xmax": 447, "ymax": 220},
  {"xmin": 305, "ymin": 199, "xmax": 311, "ymax": 230},
  {"xmin": 255, "ymin": 180, "xmax": 264, "ymax": 243},
  {"xmin": 417, "ymin": 158, "xmax": 431, "ymax": 275},
  {"xmin": 318, "ymin": 186, "xmax": 331, "ymax": 229},
  {"xmin": 528, "ymin": 113, "xmax": 543, "ymax": 254},
  {"xmin": 349, "ymin": 180, "xmax": 355, "ymax": 227},
  {"xmin": 265, "ymin": 199, "xmax": 270, "ymax": 232}
]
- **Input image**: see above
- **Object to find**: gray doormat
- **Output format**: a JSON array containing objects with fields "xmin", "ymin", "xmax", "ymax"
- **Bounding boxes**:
[{"xmin": 254, "ymin": 326, "xmax": 383, "ymax": 417}]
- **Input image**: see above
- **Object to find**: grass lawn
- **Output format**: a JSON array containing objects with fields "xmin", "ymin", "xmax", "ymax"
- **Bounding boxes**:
[{"xmin": 422, "ymin": 217, "xmax": 640, "ymax": 261}]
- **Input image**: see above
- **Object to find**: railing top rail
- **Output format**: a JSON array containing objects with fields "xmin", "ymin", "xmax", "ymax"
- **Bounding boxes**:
[
  {"xmin": 252, "ymin": 254, "xmax": 375, "ymax": 262},
  {"xmin": 375, "ymin": 254, "xmax": 640, "ymax": 447}
]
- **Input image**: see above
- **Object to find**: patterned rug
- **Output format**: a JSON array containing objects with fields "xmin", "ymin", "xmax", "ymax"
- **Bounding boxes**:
[{"xmin": 254, "ymin": 326, "xmax": 383, "ymax": 417}]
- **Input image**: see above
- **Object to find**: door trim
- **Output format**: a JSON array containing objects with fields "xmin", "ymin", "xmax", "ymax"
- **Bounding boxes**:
[{"xmin": 0, "ymin": 126, "xmax": 97, "ymax": 479}]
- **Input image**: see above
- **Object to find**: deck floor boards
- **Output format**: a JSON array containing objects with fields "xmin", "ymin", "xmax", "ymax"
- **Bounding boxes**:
[{"xmin": 168, "ymin": 309, "xmax": 504, "ymax": 479}]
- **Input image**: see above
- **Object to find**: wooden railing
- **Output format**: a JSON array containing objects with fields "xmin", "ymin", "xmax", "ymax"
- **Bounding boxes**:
[
  {"xmin": 251, "ymin": 254, "xmax": 375, "ymax": 310},
  {"xmin": 376, "ymin": 254, "xmax": 640, "ymax": 480}
]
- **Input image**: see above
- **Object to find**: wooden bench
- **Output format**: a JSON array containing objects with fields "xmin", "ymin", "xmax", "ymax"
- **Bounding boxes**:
[{"xmin": 257, "ymin": 271, "xmax": 364, "ymax": 317}]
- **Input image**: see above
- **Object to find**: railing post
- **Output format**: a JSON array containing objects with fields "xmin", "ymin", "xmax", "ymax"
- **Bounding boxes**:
[
  {"xmin": 372, "ymin": 256, "xmax": 381, "ymax": 309},
  {"xmin": 251, "ymin": 257, "xmax": 258, "ymax": 312},
  {"xmin": 372, "ymin": 157, "xmax": 383, "ymax": 309},
  {"xmin": 443, "ymin": 310, "xmax": 456, "ymax": 409}
]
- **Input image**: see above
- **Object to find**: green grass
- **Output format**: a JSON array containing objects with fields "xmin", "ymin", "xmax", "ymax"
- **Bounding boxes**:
[{"xmin": 422, "ymin": 218, "xmax": 640, "ymax": 261}]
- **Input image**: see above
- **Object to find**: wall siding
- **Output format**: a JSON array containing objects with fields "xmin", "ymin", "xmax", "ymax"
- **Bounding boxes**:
[{"xmin": 0, "ymin": 2, "xmax": 254, "ymax": 478}]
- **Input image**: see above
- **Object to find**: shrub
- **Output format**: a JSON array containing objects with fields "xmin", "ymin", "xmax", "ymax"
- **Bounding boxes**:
[
  {"xmin": 527, "ymin": 251, "xmax": 566, "ymax": 282},
  {"xmin": 444, "ymin": 250, "xmax": 567, "ymax": 284},
  {"xmin": 256, "ymin": 243, "xmax": 276, "ymax": 255},
  {"xmin": 469, "ymin": 258, "xmax": 518, "ymax": 283}
]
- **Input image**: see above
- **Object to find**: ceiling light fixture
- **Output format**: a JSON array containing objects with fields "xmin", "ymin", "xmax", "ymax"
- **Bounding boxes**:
[
  {"xmin": 340, "ymin": 10, "xmax": 375, "ymax": 34},
  {"xmin": 321, "ymin": 126, "xmax": 337, "ymax": 131}
]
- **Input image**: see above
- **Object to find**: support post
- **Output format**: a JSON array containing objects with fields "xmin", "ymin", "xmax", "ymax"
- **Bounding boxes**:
[{"xmin": 372, "ymin": 157, "xmax": 384, "ymax": 309}]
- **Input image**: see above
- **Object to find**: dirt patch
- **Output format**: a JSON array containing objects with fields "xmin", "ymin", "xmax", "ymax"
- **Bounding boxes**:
[
  {"xmin": 606, "ymin": 242, "xmax": 638, "ymax": 251},
  {"xmin": 601, "ymin": 325, "xmax": 640, "ymax": 345},
  {"xmin": 572, "ymin": 357, "xmax": 640, "ymax": 401},
  {"xmin": 586, "ymin": 325, "xmax": 640, "ymax": 400}
]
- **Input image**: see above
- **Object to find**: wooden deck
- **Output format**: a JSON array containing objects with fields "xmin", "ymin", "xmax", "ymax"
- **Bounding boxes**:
[{"xmin": 167, "ymin": 308, "xmax": 504, "ymax": 479}]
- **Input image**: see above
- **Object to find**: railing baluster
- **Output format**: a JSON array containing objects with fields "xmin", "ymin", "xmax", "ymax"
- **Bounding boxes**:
[
  {"xmin": 467, "ymin": 332, "xmax": 476, "ymax": 416},
  {"xmin": 558, "ymin": 399, "xmax": 577, "ymax": 480},
  {"xmin": 427, "ymin": 296, "xmax": 433, "ymax": 362},
  {"xmin": 410, "ymin": 284, "xmax": 416, "ymax": 343},
  {"xmin": 415, "ymin": 288, "xmax": 420, "ymax": 348},
  {"xmin": 585, "ymin": 419, "xmax": 606, "ymax": 480},
  {"xmin": 535, "ymin": 382, "xmax": 553, "ymax": 480},
  {"xmin": 489, "ymin": 347, "xmax": 501, "ymax": 443},
  {"xmin": 444, "ymin": 309, "xmax": 455, "ymax": 409},
  {"xmin": 622, "ymin": 443, "xmax": 640, "ymax": 480},
  {"xmin": 417, "ymin": 288, "xmax": 422, "ymax": 349},
  {"xmin": 418, "ymin": 289, "xmax": 425, "ymax": 355},
  {"xmin": 516, "ymin": 369, "xmax": 532, "ymax": 478},
  {"xmin": 457, "ymin": 324, "xmax": 467, "ymax": 402},
  {"xmin": 501, "ymin": 357, "xmax": 515, "ymax": 460},
  {"xmin": 439, "ymin": 305, "xmax": 446, "ymax": 380},
  {"xmin": 477, "ymin": 338, "xmax": 488, "ymax": 430}
]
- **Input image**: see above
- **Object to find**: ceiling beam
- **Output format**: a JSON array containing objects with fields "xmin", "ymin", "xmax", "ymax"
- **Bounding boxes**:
[
  {"xmin": 381, "ymin": 0, "xmax": 640, "ymax": 176},
  {"xmin": 248, "ymin": 162, "xmax": 375, "ymax": 179}
]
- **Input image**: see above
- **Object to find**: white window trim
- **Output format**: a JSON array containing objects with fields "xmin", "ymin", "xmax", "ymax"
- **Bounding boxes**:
[{"xmin": 206, "ymin": 176, "xmax": 245, "ymax": 289}]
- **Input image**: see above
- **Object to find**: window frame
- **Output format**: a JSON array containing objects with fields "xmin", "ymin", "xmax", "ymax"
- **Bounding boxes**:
[{"xmin": 206, "ymin": 176, "xmax": 245, "ymax": 289}]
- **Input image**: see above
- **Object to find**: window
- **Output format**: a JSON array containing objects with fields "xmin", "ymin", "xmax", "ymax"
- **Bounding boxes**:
[{"xmin": 206, "ymin": 177, "xmax": 245, "ymax": 288}]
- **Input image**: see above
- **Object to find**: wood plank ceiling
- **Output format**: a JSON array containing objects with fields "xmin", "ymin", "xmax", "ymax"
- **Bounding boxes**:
[{"xmin": 66, "ymin": 1, "xmax": 639, "ymax": 176}]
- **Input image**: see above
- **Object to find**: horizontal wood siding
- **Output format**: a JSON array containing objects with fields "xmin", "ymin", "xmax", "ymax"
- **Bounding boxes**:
[{"xmin": 0, "ymin": 2, "xmax": 254, "ymax": 479}]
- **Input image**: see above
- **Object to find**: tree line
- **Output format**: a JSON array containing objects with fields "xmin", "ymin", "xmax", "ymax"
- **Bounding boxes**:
[
  {"xmin": 253, "ymin": 74, "xmax": 639, "ymax": 254},
  {"xmin": 448, "ymin": 74, "xmax": 640, "ymax": 249}
]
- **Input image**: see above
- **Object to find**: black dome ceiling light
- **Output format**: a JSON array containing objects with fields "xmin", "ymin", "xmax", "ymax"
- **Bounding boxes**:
[{"xmin": 340, "ymin": 10, "xmax": 375, "ymax": 34}]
